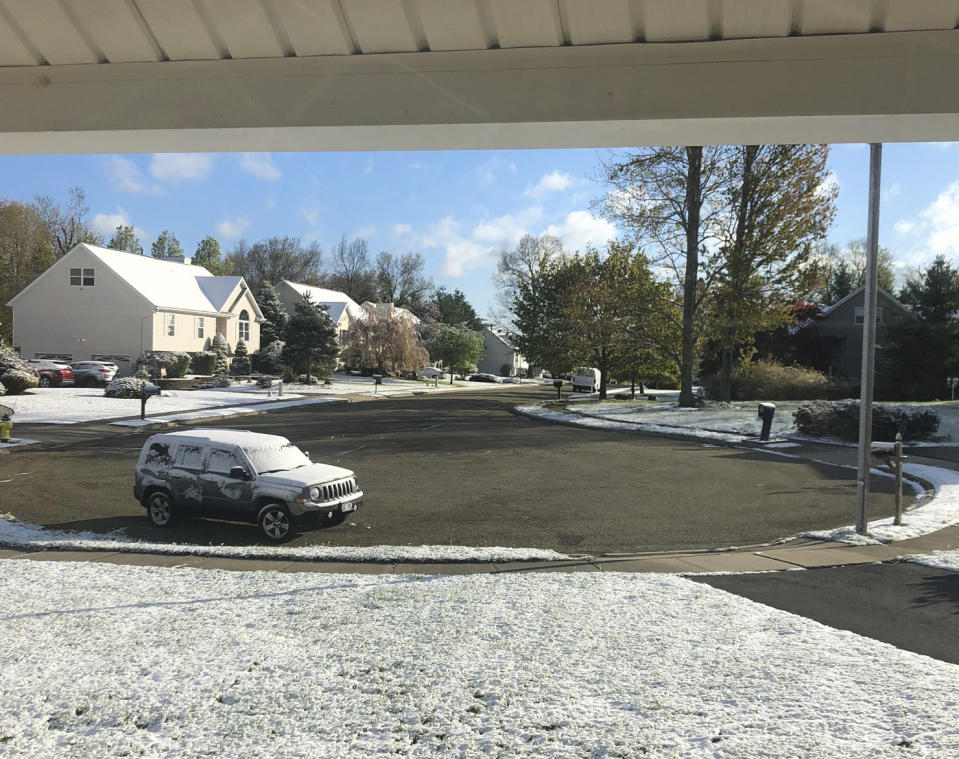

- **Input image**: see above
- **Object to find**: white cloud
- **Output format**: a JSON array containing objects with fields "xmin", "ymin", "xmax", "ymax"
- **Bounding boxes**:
[
  {"xmin": 91, "ymin": 208, "xmax": 131, "ymax": 237},
  {"xmin": 473, "ymin": 207, "xmax": 543, "ymax": 247},
  {"xmin": 473, "ymin": 156, "xmax": 518, "ymax": 186},
  {"xmin": 105, "ymin": 157, "xmax": 162, "ymax": 196},
  {"xmin": 524, "ymin": 170, "xmax": 575, "ymax": 199},
  {"xmin": 149, "ymin": 153, "xmax": 213, "ymax": 182},
  {"xmin": 353, "ymin": 226, "xmax": 376, "ymax": 239},
  {"xmin": 420, "ymin": 217, "xmax": 493, "ymax": 278},
  {"xmin": 919, "ymin": 180, "xmax": 959, "ymax": 255},
  {"xmin": 299, "ymin": 200, "xmax": 322, "ymax": 226},
  {"xmin": 885, "ymin": 182, "xmax": 901, "ymax": 199},
  {"xmin": 894, "ymin": 219, "xmax": 915, "ymax": 236},
  {"xmin": 215, "ymin": 216, "xmax": 250, "ymax": 240},
  {"xmin": 544, "ymin": 211, "xmax": 617, "ymax": 253},
  {"xmin": 238, "ymin": 153, "xmax": 281, "ymax": 181},
  {"xmin": 816, "ymin": 170, "xmax": 840, "ymax": 198},
  {"xmin": 392, "ymin": 223, "xmax": 412, "ymax": 238}
]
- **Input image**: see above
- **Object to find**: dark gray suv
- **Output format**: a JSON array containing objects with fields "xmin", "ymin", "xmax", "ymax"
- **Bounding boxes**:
[{"xmin": 134, "ymin": 429, "xmax": 363, "ymax": 542}]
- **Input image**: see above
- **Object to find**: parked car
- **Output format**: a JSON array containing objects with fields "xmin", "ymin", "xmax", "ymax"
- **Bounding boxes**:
[
  {"xmin": 26, "ymin": 359, "xmax": 75, "ymax": 387},
  {"xmin": 417, "ymin": 366, "xmax": 447, "ymax": 380},
  {"xmin": 468, "ymin": 373, "xmax": 500, "ymax": 383},
  {"xmin": 572, "ymin": 367, "xmax": 600, "ymax": 393},
  {"xmin": 134, "ymin": 429, "xmax": 363, "ymax": 543},
  {"xmin": 70, "ymin": 361, "xmax": 118, "ymax": 386},
  {"xmin": 501, "ymin": 376, "xmax": 522, "ymax": 384}
]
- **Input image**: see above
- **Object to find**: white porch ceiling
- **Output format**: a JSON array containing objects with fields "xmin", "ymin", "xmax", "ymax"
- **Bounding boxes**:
[{"xmin": 0, "ymin": 0, "xmax": 958, "ymax": 153}]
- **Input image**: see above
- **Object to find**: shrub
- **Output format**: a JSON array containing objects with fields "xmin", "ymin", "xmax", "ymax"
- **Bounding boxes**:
[
  {"xmin": 136, "ymin": 351, "xmax": 178, "ymax": 378},
  {"xmin": 104, "ymin": 377, "xmax": 153, "ymax": 399},
  {"xmin": 707, "ymin": 359, "xmax": 830, "ymax": 401},
  {"xmin": 0, "ymin": 368, "xmax": 38, "ymax": 395},
  {"xmin": 794, "ymin": 400, "xmax": 940, "ymax": 442},
  {"xmin": 133, "ymin": 368, "xmax": 150, "ymax": 381},
  {"xmin": 254, "ymin": 340, "xmax": 284, "ymax": 374},
  {"xmin": 500, "ymin": 363, "xmax": 513, "ymax": 377},
  {"xmin": 281, "ymin": 365, "xmax": 297, "ymax": 383},
  {"xmin": 190, "ymin": 352, "xmax": 216, "ymax": 375},
  {"xmin": 0, "ymin": 379, "xmax": 5, "ymax": 396},
  {"xmin": 165, "ymin": 352, "xmax": 192, "ymax": 379},
  {"xmin": 212, "ymin": 375, "xmax": 232, "ymax": 387}
]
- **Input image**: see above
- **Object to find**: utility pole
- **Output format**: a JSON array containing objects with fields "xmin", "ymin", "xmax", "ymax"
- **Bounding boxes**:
[{"xmin": 855, "ymin": 144, "xmax": 882, "ymax": 536}]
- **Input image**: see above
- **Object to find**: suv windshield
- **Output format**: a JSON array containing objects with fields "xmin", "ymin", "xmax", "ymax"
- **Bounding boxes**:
[{"xmin": 244, "ymin": 443, "xmax": 311, "ymax": 474}]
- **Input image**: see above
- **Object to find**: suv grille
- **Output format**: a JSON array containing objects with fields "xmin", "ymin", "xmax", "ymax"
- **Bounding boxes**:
[{"xmin": 322, "ymin": 478, "xmax": 356, "ymax": 501}]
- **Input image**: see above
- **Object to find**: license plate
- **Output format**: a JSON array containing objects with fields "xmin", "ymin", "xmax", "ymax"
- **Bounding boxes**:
[{"xmin": 341, "ymin": 502, "xmax": 357, "ymax": 513}]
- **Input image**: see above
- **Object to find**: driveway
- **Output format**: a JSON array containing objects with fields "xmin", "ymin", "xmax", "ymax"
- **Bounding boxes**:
[{"xmin": 0, "ymin": 386, "xmax": 904, "ymax": 554}]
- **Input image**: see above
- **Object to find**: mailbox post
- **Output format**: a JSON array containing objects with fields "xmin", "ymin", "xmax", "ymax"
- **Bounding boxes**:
[
  {"xmin": 871, "ymin": 434, "xmax": 907, "ymax": 526},
  {"xmin": 140, "ymin": 382, "xmax": 161, "ymax": 420},
  {"xmin": 553, "ymin": 379, "xmax": 564, "ymax": 399},
  {"xmin": 757, "ymin": 402, "xmax": 776, "ymax": 441},
  {"xmin": 948, "ymin": 376, "xmax": 958, "ymax": 401},
  {"xmin": 372, "ymin": 374, "xmax": 382, "ymax": 396}
]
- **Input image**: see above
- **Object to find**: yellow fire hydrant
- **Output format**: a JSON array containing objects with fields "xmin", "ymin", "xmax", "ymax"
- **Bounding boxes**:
[{"xmin": 0, "ymin": 413, "xmax": 12, "ymax": 443}]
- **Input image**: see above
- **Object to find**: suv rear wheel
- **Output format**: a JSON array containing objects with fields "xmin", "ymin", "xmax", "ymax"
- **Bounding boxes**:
[
  {"xmin": 258, "ymin": 503, "xmax": 294, "ymax": 543},
  {"xmin": 146, "ymin": 490, "xmax": 176, "ymax": 527}
]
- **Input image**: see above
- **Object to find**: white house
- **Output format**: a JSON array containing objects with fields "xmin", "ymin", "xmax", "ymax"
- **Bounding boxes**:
[
  {"xmin": 6, "ymin": 244, "xmax": 263, "ymax": 376},
  {"xmin": 275, "ymin": 280, "xmax": 365, "ymax": 348},
  {"xmin": 478, "ymin": 327, "xmax": 528, "ymax": 377}
]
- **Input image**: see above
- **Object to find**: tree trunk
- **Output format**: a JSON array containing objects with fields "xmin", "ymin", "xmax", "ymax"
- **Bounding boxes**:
[
  {"xmin": 598, "ymin": 348, "xmax": 608, "ymax": 400},
  {"xmin": 450, "ymin": 367, "xmax": 454, "ymax": 385},
  {"xmin": 719, "ymin": 348, "xmax": 732, "ymax": 402},
  {"xmin": 305, "ymin": 357, "xmax": 311, "ymax": 385},
  {"xmin": 631, "ymin": 374, "xmax": 636, "ymax": 399},
  {"xmin": 678, "ymin": 146, "xmax": 703, "ymax": 407}
]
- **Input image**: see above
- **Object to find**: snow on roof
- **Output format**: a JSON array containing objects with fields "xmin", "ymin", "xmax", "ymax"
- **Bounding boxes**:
[
  {"xmin": 360, "ymin": 302, "xmax": 421, "ymax": 325},
  {"xmin": 150, "ymin": 428, "xmax": 292, "ymax": 448},
  {"xmin": 282, "ymin": 280, "xmax": 364, "ymax": 323},
  {"xmin": 82, "ymin": 244, "xmax": 252, "ymax": 315}
]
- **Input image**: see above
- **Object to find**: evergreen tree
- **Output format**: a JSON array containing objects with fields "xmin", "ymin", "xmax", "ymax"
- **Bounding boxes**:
[
  {"xmin": 434, "ymin": 287, "xmax": 484, "ymax": 330},
  {"xmin": 108, "ymin": 225, "xmax": 143, "ymax": 255},
  {"xmin": 151, "ymin": 229, "xmax": 184, "ymax": 259},
  {"xmin": 257, "ymin": 282, "xmax": 288, "ymax": 345},
  {"xmin": 232, "ymin": 338, "xmax": 251, "ymax": 374},
  {"xmin": 211, "ymin": 332, "xmax": 230, "ymax": 375},
  {"xmin": 193, "ymin": 235, "xmax": 231, "ymax": 274},
  {"xmin": 281, "ymin": 294, "xmax": 340, "ymax": 383}
]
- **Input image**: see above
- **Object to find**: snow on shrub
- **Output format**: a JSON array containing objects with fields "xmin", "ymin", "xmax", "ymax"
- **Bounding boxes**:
[
  {"xmin": 254, "ymin": 340, "xmax": 284, "ymax": 374},
  {"xmin": 0, "ymin": 348, "xmax": 38, "ymax": 395},
  {"xmin": 794, "ymin": 400, "xmax": 940, "ymax": 442},
  {"xmin": 0, "ymin": 378, "xmax": 5, "ymax": 395},
  {"xmin": 190, "ymin": 351, "xmax": 216, "ymax": 375},
  {"xmin": 104, "ymin": 377, "xmax": 151, "ymax": 399},
  {"xmin": 166, "ymin": 352, "xmax": 192, "ymax": 379},
  {"xmin": 136, "ymin": 351, "xmax": 178, "ymax": 377},
  {"xmin": 231, "ymin": 338, "xmax": 251, "ymax": 375}
]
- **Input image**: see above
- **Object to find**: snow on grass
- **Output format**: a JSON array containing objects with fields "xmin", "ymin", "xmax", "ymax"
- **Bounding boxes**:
[
  {"xmin": 1, "ymin": 561, "xmax": 956, "ymax": 758},
  {"xmin": 0, "ymin": 438, "xmax": 41, "ymax": 451},
  {"xmin": 3, "ymin": 385, "xmax": 305, "ymax": 425},
  {"xmin": 109, "ymin": 396, "xmax": 345, "ymax": 428},
  {"xmin": 282, "ymin": 373, "xmax": 518, "ymax": 398},
  {"xmin": 0, "ymin": 515, "xmax": 569, "ymax": 563},
  {"xmin": 903, "ymin": 548, "xmax": 959, "ymax": 573},
  {"xmin": 806, "ymin": 462, "xmax": 959, "ymax": 545}
]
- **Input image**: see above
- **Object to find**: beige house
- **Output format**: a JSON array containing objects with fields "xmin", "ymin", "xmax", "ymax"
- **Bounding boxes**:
[
  {"xmin": 478, "ymin": 327, "xmax": 528, "ymax": 377},
  {"xmin": 6, "ymin": 244, "xmax": 262, "ymax": 376}
]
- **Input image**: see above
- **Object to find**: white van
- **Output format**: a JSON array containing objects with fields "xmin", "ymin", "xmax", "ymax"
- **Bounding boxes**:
[{"xmin": 571, "ymin": 367, "xmax": 600, "ymax": 393}]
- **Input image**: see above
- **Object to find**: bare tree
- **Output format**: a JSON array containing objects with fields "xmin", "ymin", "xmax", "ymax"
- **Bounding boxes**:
[
  {"xmin": 324, "ymin": 235, "xmax": 377, "ymax": 302},
  {"xmin": 225, "ymin": 236, "xmax": 323, "ymax": 292},
  {"xmin": 374, "ymin": 251, "xmax": 432, "ymax": 310},
  {"xmin": 490, "ymin": 233, "xmax": 566, "ymax": 332},
  {"xmin": 34, "ymin": 187, "xmax": 101, "ymax": 257}
]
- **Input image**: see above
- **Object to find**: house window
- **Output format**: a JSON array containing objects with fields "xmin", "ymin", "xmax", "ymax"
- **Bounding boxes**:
[
  {"xmin": 339, "ymin": 329, "xmax": 348, "ymax": 345},
  {"xmin": 195, "ymin": 317, "xmax": 205, "ymax": 340},
  {"xmin": 70, "ymin": 268, "xmax": 94, "ymax": 286},
  {"xmin": 166, "ymin": 313, "xmax": 176, "ymax": 337},
  {"xmin": 854, "ymin": 305, "xmax": 884, "ymax": 325},
  {"xmin": 238, "ymin": 310, "xmax": 250, "ymax": 342}
]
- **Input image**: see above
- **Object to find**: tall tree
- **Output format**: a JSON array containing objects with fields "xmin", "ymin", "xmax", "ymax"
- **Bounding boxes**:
[
  {"xmin": 226, "ymin": 237, "xmax": 323, "ymax": 292},
  {"xmin": 600, "ymin": 146, "xmax": 731, "ymax": 406},
  {"xmin": 491, "ymin": 233, "xmax": 566, "ymax": 332},
  {"xmin": 433, "ymin": 287, "xmax": 484, "ymax": 330},
  {"xmin": 281, "ymin": 293, "xmax": 340, "ymax": 383},
  {"xmin": 374, "ymin": 251, "xmax": 433, "ymax": 311},
  {"xmin": 151, "ymin": 229, "xmax": 184, "ymax": 259},
  {"xmin": 324, "ymin": 235, "xmax": 377, "ymax": 302},
  {"xmin": 0, "ymin": 200, "xmax": 57, "ymax": 343},
  {"xmin": 193, "ymin": 235, "xmax": 231, "ymax": 275},
  {"xmin": 257, "ymin": 281, "xmax": 288, "ymax": 346},
  {"xmin": 108, "ymin": 225, "xmax": 143, "ymax": 255},
  {"xmin": 707, "ymin": 144, "xmax": 837, "ymax": 401},
  {"xmin": 815, "ymin": 238, "xmax": 896, "ymax": 304},
  {"xmin": 884, "ymin": 256, "xmax": 959, "ymax": 399},
  {"xmin": 422, "ymin": 323, "xmax": 484, "ymax": 384},
  {"xmin": 33, "ymin": 186, "xmax": 101, "ymax": 257}
]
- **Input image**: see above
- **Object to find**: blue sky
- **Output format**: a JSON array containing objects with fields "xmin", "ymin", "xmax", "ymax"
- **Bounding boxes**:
[{"xmin": 2, "ymin": 142, "xmax": 958, "ymax": 316}]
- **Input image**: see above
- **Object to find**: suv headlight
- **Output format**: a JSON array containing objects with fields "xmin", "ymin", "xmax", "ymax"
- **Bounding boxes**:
[{"xmin": 308, "ymin": 486, "xmax": 321, "ymax": 501}]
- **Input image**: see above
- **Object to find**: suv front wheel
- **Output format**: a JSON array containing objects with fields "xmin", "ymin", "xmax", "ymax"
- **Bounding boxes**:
[{"xmin": 258, "ymin": 503, "xmax": 294, "ymax": 543}]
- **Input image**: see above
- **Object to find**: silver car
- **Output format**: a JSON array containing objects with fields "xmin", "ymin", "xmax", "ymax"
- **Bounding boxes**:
[
  {"xmin": 134, "ymin": 429, "xmax": 363, "ymax": 542},
  {"xmin": 71, "ymin": 361, "xmax": 118, "ymax": 386}
]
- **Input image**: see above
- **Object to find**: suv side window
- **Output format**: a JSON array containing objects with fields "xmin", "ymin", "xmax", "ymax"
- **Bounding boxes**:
[
  {"xmin": 207, "ymin": 447, "xmax": 241, "ymax": 475},
  {"xmin": 174, "ymin": 444, "xmax": 205, "ymax": 471}
]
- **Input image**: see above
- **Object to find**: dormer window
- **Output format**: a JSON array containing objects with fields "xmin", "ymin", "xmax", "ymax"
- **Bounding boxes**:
[
  {"xmin": 69, "ymin": 268, "xmax": 94, "ymax": 287},
  {"xmin": 166, "ymin": 313, "xmax": 176, "ymax": 337},
  {"xmin": 238, "ymin": 309, "xmax": 250, "ymax": 341}
]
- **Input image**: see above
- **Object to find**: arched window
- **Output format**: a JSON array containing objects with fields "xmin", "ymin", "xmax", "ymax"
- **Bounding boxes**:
[{"xmin": 238, "ymin": 309, "xmax": 250, "ymax": 342}]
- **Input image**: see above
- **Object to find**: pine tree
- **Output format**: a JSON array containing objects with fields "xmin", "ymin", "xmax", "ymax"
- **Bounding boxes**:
[
  {"xmin": 257, "ymin": 282, "xmax": 288, "ymax": 345},
  {"xmin": 232, "ymin": 338, "xmax": 251, "ymax": 374},
  {"xmin": 211, "ymin": 332, "xmax": 230, "ymax": 375},
  {"xmin": 151, "ymin": 229, "xmax": 184, "ymax": 259},
  {"xmin": 193, "ymin": 235, "xmax": 231, "ymax": 275},
  {"xmin": 108, "ymin": 225, "xmax": 143, "ymax": 255},
  {"xmin": 281, "ymin": 294, "xmax": 340, "ymax": 383}
]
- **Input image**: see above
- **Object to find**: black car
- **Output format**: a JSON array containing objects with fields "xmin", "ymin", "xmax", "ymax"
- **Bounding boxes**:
[{"xmin": 468, "ymin": 373, "xmax": 500, "ymax": 383}]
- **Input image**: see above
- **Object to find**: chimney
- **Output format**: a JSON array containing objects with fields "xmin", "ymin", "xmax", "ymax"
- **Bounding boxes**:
[{"xmin": 167, "ymin": 256, "xmax": 191, "ymax": 265}]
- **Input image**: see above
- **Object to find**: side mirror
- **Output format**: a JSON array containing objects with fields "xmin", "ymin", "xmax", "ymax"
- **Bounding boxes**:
[{"xmin": 229, "ymin": 466, "xmax": 250, "ymax": 480}]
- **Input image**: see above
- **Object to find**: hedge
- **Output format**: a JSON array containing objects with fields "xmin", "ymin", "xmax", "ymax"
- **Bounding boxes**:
[{"xmin": 794, "ymin": 400, "xmax": 940, "ymax": 442}]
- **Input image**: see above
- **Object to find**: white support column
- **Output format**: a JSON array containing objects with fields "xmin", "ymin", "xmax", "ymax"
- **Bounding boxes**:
[{"xmin": 855, "ymin": 143, "xmax": 882, "ymax": 535}]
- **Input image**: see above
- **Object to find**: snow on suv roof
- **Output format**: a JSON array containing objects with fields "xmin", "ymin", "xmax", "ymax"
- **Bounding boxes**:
[{"xmin": 152, "ymin": 429, "xmax": 291, "ymax": 448}]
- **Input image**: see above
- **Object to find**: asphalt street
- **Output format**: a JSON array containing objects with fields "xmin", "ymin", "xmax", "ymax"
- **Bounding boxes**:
[
  {"xmin": 0, "ymin": 385, "xmax": 904, "ymax": 553},
  {"xmin": 695, "ymin": 562, "xmax": 959, "ymax": 665}
]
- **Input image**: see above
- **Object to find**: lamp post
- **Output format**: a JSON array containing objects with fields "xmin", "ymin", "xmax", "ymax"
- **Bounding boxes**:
[{"xmin": 948, "ymin": 377, "xmax": 958, "ymax": 402}]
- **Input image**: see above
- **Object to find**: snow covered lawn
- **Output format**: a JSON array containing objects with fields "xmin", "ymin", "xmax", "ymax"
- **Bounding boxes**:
[
  {"xmin": 1, "ymin": 562, "xmax": 956, "ymax": 758},
  {"xmin": 905, "ymin": 548, "xmax": 959, "ymax": 572},
  {"xmin": 1, "ymin": 385, "xmax": 305, "ymax": 425},
  {"xmin": 567, "ymin": 398, "xmax": 959, "ymax": 444},
  {"xmin": 282, "ymin": 373, "xmax": 525, "ymax": 398}
]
